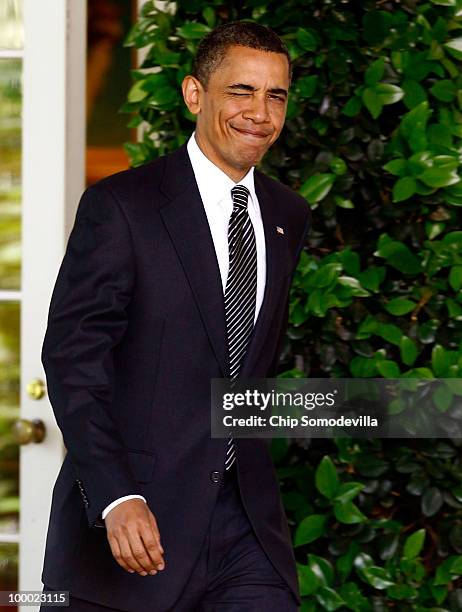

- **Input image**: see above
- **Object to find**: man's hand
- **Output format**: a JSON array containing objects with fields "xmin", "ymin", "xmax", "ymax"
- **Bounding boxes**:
[{"xmin": 105, "ymin": 499, "xmax": 165, "ymax": 576}]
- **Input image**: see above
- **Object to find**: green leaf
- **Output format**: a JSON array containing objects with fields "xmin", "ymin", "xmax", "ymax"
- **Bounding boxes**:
[
  {"xmin": 403, "ymin": 529, "xmax": 426, "ymax": 559},
  {"xmin": 300, "ymin": 174, "xmax": 336, "ymax": 204},
  {"xmin": 402, "ymin": 77, "xmax": 427, "ymax": 108},
  {"xmin": 449, "ymin": 265, "xmax": 462, "ymax": 291},
  {"xmin": 375, "ymin": 83, "xmax": 404, "ymax": 105},
  {"xmin": 342, "ymin": 95, "xmax": 362, "ymax": 117},
  {"xmin": 392, "ymin": 176, "xmax": 417, "ymax": 202},
  {"xmin": 330, "ymin": 157, "xmax": 347, "ymax": 176},
  {"xmin": 338, "ymin": 582, "xmax": 370, "ymax": 610},
  {"xmin": 434, "ymin": 556, "xmax": 457, "ymax": 585},
  {"xmin": 375, "ymin": 235, "xmax": 422, "ymax": 275},
  {"xmin": 295, "ymin": 514, "xmax": 327, "ymax": 546},
  {"xmin": 387, "ymin": 584, "xmax": 418, "ymax": 600},
  {"xmin": 384, "ymin": 298, "xmax": 416, "ymax": 316},
  {"xmin": 350, "ymin": 356, "xmax": 377, "ymax": 377},
  {"xmin": 336, "ymin": 542, "xmax": 360, "ymax": 581},
  {"xmin": 310, "ymin": 263, "xmax": 342, "ymax": 288},
  {"xmin": 127, "ymin": 80, "xmax": 149, "ymax": 103},
  {"xmin": 202, "ymin": 6, "xmax": 216, "ymax": 27},
  {"xmin": 358, "ymin": 266, "xmax": 386, "ymax": 292},
  {"xmin": 334, "ymin": 501, "xmax": 367, "ymax": 524},
  {"xmin": 433, "ymin": 384, "xmax": 453, "ymax": 412},
  {"xmin": 296, "ymin": 28, "xmax": 318, "ymax": 51},
  {"xmin": 419, "ymin": 167, "xmax": 460, "ymax": 188},
  {"xmin": 297, "ymin": 563, "xmax": 320, "ymax": 596},
  {"xmin": 337, "ymin": 276, "xmax": 370, "ymax": 296},
  {"xmin": 298, "ymin": 75, "xmax": 318, "ymax": 98},
  {"xmin": 362, "ymin": 87, "xmax": 382, "ymax": 119},
  {"xmin": 148, "ymin": 85, "xmax": 178, "ymax": 107},
  {"xmin": 409, "ymin": 150, "xmax": 433, "ymax": 171},
  {"xmin": 176, "ymin": 22, "xmax": 211, "ymax": 39},
  {"xmin": 400, "ymin": 101, "xmax": 431, "ymax": 146},
  {"xmin": 333, "ymin": 482, "xmax": 364, "ymax": 504},
  {"xmin": 444, "ymin": 380, "xmax": 462, "ymax": 396},
  {"xmin": 334, "ymin": 195, "xmax": 354, "ymax": 208},
  {"xmin": 444, "ymin": 37, "xmax": 462, "ymax": 60},
  {"xmin": 400, "ymin": 336, "xmax": 418, "ymax": 366},
  {"xmin": 315, "ymin": 586, "xmax": 345, "ymax": 611},
  {"xmin": 430, "ymin": 584, "xmax": 448, "ymax": 605},
  {"xmin": 388, "ymin": 397, "xmax": 405, "ymax": 415},
  {"xmin": 358, "ymin": 565, "xmax": 395, "ymax": 589},
  {"xmin": 365, "ymin": 57, "xmax": 385, "ymax": 86},
  {"xmin": 383, "ymin": 158, "xmax": 407, "ymax": 177},
  {"xmin": 376, "ymin": 322, "xmax": 403, "ymax": 345},
  {"xmin": 421, "ymin": 487, "xmax": 443, "ymax": 517},
  {"xmin": 426, "ymin": 221, "xmax": 446, "ymax": 240},
  {"xmin": 315, "ymin": 456, "xmax": 340, "ymax": 499},
  {"xmin": 376, "ymin": 359, "xmax": 401, "ymax": 378},
  {"xmin": 308, "ymin": 554, "xmax": 335, "ymax": 587},
  {"xmin": 432, "ymin": 344, "xmax": 450, "ymax": 376},
  {"xmin": 450, "ymin": 556, "xmax": 462, "ymax": 575},
  {"xmin": 354, "ymin": 552, "xmax": 374, "ymax": 570},
  {"xmin": 430, "ymin": 79, "xmax": 457, "ymax": 102},
  {"xmin": 446, "ymin": 298, "xmax": 462, "ymax": 319}
]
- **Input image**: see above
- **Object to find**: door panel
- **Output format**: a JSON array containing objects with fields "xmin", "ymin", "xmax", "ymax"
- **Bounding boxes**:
[{"xmin": 1, "ymin": 2, "xmax": 87, "ymax": 610}]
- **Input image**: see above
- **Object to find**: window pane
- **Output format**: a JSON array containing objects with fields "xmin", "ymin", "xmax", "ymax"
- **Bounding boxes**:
[
  {"xmin": 0, "ymin": 302, "xmax": 20, "ymax": 537},
  {"xmin": 0, "ymin": 0, "xmax": 23, "ymax": 50},
  {"xmin": 0, "ymin": 59, "xmax": 21, "ymax": 291},
  {"xmin": 0, "ymin": 542, "xmax": 18, "ymax": 603}
]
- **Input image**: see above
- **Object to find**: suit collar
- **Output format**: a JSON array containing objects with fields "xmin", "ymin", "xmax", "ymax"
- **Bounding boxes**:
[{"xmin": 186, "ymin": 131, "xmax": 257, "ymax": 209}]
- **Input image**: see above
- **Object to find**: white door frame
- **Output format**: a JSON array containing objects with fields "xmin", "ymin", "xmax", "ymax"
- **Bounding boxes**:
[{"xmin": 20, "ymin": 0, "xmax": 86, "ymax": 602}]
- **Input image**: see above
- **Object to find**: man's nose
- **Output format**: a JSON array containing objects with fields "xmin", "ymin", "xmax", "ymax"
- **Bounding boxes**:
[{"xmin": 242, "ymin": 94, "xmax": 270, "ymax": 123}]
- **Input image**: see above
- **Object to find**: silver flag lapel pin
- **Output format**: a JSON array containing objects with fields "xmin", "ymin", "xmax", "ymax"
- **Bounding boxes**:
[{"xmin": 276, "ymin": 226, "xmax": 284, "ymax": 235}]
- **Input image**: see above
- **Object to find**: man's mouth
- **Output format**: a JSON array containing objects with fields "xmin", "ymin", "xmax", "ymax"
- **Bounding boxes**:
[{"xmin": 231, "ymin": 126, "xmax": 272, "ymax": 139}]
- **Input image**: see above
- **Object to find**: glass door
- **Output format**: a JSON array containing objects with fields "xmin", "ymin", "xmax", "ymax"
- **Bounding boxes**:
[
  {"xmin": 0, "ymin": 1, "xmax": 24, "ymax": 607},
  {"xmin": 0, "ymin": 1, "xmax": 86, "ymax": 609}
]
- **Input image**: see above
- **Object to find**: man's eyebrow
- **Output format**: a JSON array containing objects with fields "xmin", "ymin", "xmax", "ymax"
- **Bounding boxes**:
[
  {"xmin": 269, "ymin": 88, "xmax": 288, "ymax": 98},
  {"xmin": 226, "ymin": 83, "xmax": 288, "ymax": 97},
  {"xmin": 226, "ymin": 83, "xmax": 257, "ymax": 93}
]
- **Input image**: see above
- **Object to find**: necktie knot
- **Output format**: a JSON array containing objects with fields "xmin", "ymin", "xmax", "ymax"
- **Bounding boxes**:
[{"xmin": 231, "ymin": 184, "xmax": 250, "ymax": 212}]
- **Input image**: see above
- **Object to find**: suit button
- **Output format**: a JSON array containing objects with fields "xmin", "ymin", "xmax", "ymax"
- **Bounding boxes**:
[{"xmin": 210, "ymin": 471, "xmax": 220, "ymax": 484}]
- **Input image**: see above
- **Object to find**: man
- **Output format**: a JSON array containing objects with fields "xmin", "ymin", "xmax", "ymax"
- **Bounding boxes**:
[{"xmin": 40, "ymin": 20, "xmax": 311, "ymax": 612}]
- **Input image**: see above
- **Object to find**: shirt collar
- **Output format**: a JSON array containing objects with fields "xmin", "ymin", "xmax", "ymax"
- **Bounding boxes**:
[{"xmin": 187, "ymin": 131, "xmax": 257, "ymax": 207}]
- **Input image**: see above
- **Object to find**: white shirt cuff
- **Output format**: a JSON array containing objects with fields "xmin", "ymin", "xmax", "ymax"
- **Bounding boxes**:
[{"xmin": 101, "ymin": 495, "xmax": 147, "ymax": 520}]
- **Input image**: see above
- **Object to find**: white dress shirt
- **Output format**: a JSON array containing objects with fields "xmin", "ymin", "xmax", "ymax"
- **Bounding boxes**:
[{"xmin": 101, "ymin": 131, "xmax": 266, "ymax": 520}]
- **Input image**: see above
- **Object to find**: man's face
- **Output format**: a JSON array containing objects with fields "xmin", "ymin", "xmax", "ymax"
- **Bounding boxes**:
[{"xmin": 183, "ymin": 45, "xmax": 290, "ymax": 180}]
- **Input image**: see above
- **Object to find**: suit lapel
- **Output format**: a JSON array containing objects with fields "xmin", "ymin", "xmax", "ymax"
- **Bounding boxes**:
[{"xmin": 159, "ymin": 143, "xmax": 230, "ymax": 377}]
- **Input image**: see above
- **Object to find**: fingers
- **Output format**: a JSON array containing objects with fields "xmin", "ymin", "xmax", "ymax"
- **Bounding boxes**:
[
  {"xmin": 106, "ymin": 501, "xmax": 166, "ymax": 576},
  {"xmin": 148, "ymin": 513, "xmax": 164, "ymax": 554},
  {"xmin": 107, "ymin": 533, "xmax": 136, "ymax": 575},
  {"xmin": 140, "ymin": 519, "xmax": 165, "ymax": 571},
  {"xmin": 125, "ymin": 532, "xmax": 155, "ymax": 575}
]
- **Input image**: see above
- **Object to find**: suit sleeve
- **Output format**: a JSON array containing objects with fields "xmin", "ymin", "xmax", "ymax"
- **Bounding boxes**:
[
  {"xmin": 266, "ymin": 204, "xmax": 312, "ymax": 378},
  {"xmin": 41, "ymin": 183, "xmax": 143, "ymax": 527}
]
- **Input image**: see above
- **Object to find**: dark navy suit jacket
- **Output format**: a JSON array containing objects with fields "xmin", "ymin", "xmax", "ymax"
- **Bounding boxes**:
[{"xmin": 40, "ymin": 141, "xmax": 311, "ymax": 611}]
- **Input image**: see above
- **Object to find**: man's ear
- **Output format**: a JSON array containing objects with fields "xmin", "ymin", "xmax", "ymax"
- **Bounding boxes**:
[{"xmin": 182, "ymin": 75, "xmax": 203, "ymax": 116}]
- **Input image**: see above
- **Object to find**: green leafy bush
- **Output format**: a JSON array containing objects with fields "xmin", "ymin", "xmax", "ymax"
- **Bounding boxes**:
[{"xmin": 123, "ymin": 1, "xmax": 462, "ymax": 609}]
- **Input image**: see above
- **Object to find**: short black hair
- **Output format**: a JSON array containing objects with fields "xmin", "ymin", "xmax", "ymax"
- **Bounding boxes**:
[{"xmin": 192, "ymin": 21, "xmax": 292, "ymax": 89}]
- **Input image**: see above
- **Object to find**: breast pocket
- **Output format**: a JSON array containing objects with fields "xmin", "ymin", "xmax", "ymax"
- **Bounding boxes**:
[{"xmin": 127, "ymin": 449, "xmax": 157, "ymax": 483}]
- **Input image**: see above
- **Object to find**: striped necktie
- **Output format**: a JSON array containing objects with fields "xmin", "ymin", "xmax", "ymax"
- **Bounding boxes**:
[{"xmin": 224, "ymin": 184, "xmax": 257, "ymax": 470}]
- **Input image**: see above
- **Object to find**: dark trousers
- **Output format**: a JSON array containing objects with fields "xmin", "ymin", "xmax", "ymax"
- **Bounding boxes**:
[{"xmin": 41, "ymin": 463, "xmax": 298, "ymax": 611}]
